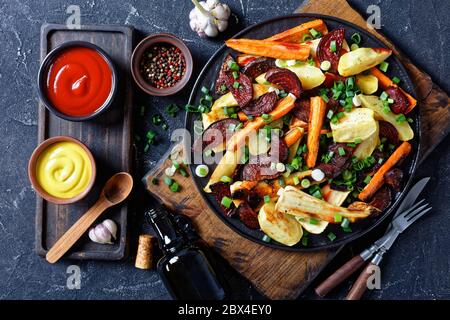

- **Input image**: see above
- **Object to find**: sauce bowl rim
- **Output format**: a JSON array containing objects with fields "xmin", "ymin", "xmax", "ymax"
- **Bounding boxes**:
[
  {"xmin": 37, "ymin": 41, "xmax": 118, "ymax": 122},
  {"xmin": 28, "ymin": 136, "xmax": 97, "ymax": 204}
]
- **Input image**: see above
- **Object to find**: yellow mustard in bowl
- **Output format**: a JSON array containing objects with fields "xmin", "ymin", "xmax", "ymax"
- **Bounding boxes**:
[{"xmin": 35, "ymin": 141, "xmax": 93, "ymax": 199}]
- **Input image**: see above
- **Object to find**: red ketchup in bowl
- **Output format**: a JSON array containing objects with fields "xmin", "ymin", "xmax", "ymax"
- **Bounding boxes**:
[{"xmin": 45, "ymin": 47, "xmax": 113, "ymax": 117}]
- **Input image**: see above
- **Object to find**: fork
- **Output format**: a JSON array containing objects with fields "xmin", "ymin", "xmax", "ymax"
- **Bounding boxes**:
[{"xmin": 315, "ymin": 198, "xmax": 432, "ymax": 300}]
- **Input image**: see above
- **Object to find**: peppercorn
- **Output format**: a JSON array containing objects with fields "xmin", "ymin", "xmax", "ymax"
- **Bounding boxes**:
[{"xmin": 140, "ymin": 44, "xmax": 186, "ymax": 89}]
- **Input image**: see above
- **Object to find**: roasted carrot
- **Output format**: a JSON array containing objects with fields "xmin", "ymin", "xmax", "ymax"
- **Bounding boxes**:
[
  {"xmin": 284, "ymin": 127, "xmax": 305, "ymax": 147},
  {"xmin": 266, "ymin": 19, "xmax": 328, "ymax": 43},
  {"xmin": 228, "ymin": 94, "xmax": 297, "ymax": 151},
  {"xmin": 306, "ymin": 96, "xmax": 327, "ymax": 168},
  {"xmin": 236, "ymin": 54, "xmax": 257, "ymax": 66},
  {"xmin": 370, "ymin": 68, "xmax": 417, "ymax": 114},
  {"xmin": 225, "ymin": 39, "xmax": 310, "ymax": 61},
  {"xmin": 289, "ymin": 116, "xmax": 308, "ymax": 129},
  {"xmin": 358, "ymin": 141, "xmax": 412, "ymax": 201},
  {"xmin": 237, "ymin": 111, "xmax": 248, "ymax": 122}
]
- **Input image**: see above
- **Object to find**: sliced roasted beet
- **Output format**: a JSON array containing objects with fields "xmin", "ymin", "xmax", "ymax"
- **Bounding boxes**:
[
  {"xmin": 369, "ymin": 186, "xmax": 391, "ymax": 211},
  {"xmin": 316, "ymin": 143, "xmax": 354, "ymax": 178},
  {"xmin": 241, "ymin": 92, "xmax": 277, "ymax": 117},
  {"xmin": 193, "ymin": 118, "xmax": 240, "ymax": 152},
  {"xmin": 247, "ymin": 193, "xmax": 262, "ymax": 210},
  {"xmin": 386, "ymin": 86, "xmax": 409, "ymax": 114},
  {"xmin": 317, "ymin": 28, "xmax": 345, "ymax": 74},
  {"xmin": 242, "ymin": 57, "xmax": 275, "ymax": 79},
  {"xmin": 322, "ymin": 72, "xmax": 346, "ymax": 88},
  {"xmin": 224, "ymin": 71, "xmax": 253, "ymax": 108},
  {"xmin": 265, "ymin": 67, "xmax": 302, "ymax": 98},
  {"xmin": 379, "ymin": 120, "xmax": 399, "ymax": 145},
  {"xmin": 236, "ymin": 202, "xmax": 260, "ymax": 229},
  {"xmin": 209, "ymin": 182, "xmax": 234, "ymax": 216},
  {"xmin": 384, "ymin": 168, "xmax": 403, "ymax": 191},
  {"xmin": 292, "ymin": 99, "xmax": 310, "ymax": 122},
  {"xmin": 241, "ymin": 138, "xmax": 288, "ymax": 181},
  {"xmin": 215, "ymin": 54, "xmax": 234, "ymax": 95}
]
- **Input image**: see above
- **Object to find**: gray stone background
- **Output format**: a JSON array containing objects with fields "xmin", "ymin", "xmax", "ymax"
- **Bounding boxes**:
[{"xmin": 0, "ymin": 0, "xmax": 449, "ymax": 299}]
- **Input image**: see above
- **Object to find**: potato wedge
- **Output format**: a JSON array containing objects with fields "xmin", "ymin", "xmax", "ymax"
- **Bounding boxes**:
[
  {"xmin": 338, "ymin": 48, "xmax": 392, "ymax": 77},
  {"xmin": 356, "ymin": 74, "xmax": 379, "ymax": 94},
  {"xmin": 330, "ymin": 108, "xmax": 377, "ymax": 143},
  {"xmin": 211, "ymin": 84, "xmax": 272, "ymax": 111},
  {"xmin": 248, "ymin": 130, "xmax": 271, "ymax": 156},
  {"xmin": 358, "ymin": 94, "xmax": 414, "ymax": 141},
  {"xmin": 353, "ymin": 121, "xmax": 379, "ymax": 159},
  {"xmin": 276, "ymin": 186, "xmax": 375, "ymax": 223},
  {"xmin": 295, "ymin": 185, "xmax": 350, "ymax": 234},
  {"xmin": 259, "ymin": 202, "xmax": 303, "ymax": 246},
  {"xmin": 204, "ymin": 148, "xmax": 242, "ymax": 193}
]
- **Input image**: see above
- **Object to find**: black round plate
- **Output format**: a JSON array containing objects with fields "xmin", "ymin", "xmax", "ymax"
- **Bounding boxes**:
[{"xmin": 185, "ymin": 14, "xmax": 420, "ymax": 251}]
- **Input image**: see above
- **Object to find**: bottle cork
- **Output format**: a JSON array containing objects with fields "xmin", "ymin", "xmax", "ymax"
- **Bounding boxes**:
[{"xmin": 135, "ymin": 234, "xmax": 154, "ymax": 270}]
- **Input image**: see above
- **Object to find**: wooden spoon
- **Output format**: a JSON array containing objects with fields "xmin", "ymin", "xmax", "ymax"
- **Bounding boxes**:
[{"xmin": 46, "ymin": 172, "xmax": 134, "ymax": 264}]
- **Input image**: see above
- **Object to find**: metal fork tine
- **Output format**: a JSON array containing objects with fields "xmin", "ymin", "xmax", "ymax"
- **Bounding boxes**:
[
  {"xmin": 407, "ymin": 207, "xmax": 432, "ymax": 225},
  {"xmin": 398, "ymin": 199, "xmax": 425, "ymax": 219},
  {"xmin": 404, "ymin": 204, "xmax": 429, "ymax": 220}
]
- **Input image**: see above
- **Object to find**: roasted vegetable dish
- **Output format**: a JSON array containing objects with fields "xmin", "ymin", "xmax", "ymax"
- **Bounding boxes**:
[{"xmin": 190, "ymin": 19, "xmax": 416, "ymax": 247}]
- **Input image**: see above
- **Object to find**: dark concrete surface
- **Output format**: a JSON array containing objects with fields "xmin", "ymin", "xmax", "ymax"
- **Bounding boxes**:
[{"xmin": 0, "ymin": 0, "xmax": 449, "ymax": 300}]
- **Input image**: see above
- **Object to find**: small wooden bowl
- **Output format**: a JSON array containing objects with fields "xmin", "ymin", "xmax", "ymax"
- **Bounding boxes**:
[
  {"xmin": 131, "ymin": 33, "xmax": 193, "ymax": 96},
  {"xmin": 28, "ymin": 136, "xmax": 97, "ymax": 205}
]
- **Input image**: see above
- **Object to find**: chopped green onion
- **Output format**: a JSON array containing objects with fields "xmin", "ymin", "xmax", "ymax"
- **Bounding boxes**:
[
  {"xmin": 364, "ymin": 175, "xmax": 372, "ymax": 184},
  {"xmin": 309, "ymin": 28, "xmax": 321, "ymax": 38},
  {"xmin": 387, "ymin": 98, "xmax": 394, "ymax": 104},
  {"xmin": 336, "ymin": 112, "xmax": 345, "ymax": 119},
  {"xmin": 351, "ymin": 33, "xmax": 361, "ymax": 45},
  {"xmin": 330, "ymin": 40, "xmax": 337, "ymax": 53},
  {"xmin": 143, "ymin": 144, "xmax": 149, "ymax": 153},
  {"xmin": 261, "ymin": 113, "xmax": 272, "ymax": 123},
  {"xmin": 227, "ymin": 60, "xmax": 239, "ymax": 71},
  {"xmin": 341, "ymin": 218, "xmax": 350, "ymax": 229},
  {"xmin": 407, "ymin": 117, "xmax": 414, "ymax": 123},
  {"xmin": 204, "ymin": 149, "xmax": 214, "ymax": 157},
  {"xmin": 309, "ymin": 218, "xmax": 319, "ymax": 225},
  {"xmin": 232, "ymin": 71, "xmax": 239, "ymax": 79},
  {"xmin": 220, "ymin": 175, "xmax": 232, "ymax": 183},
  {"xmin": 383, "ymin": 105, "xmax": 391, "ymax": 114},
  {"xmin": 301, "ymin": 178, "xmax": 310, "ymax": 188},
  {"xmin": 204, "ymin": 94, "xmax": 213, "ymax": 102},
  {"xmin": 198, "ymin": 167, "xmax": 208, "ymax": 177},
  {"xmin": 293, "ymin": 176, "xmax": 300, "ymax": 185},
  {"xmin": 291, "ymin": 157, "xmax": 300, "ymax": 170},
  {"xmin": 179, "ymin": 168, "xmax": 189, "ymax": 177},
  {"xmin": 172, "ymin": 160, "xmax": 180, "ymax": 170},
  {"xmin": 201, "ymin": 86, "xmax": 209, "ymax": 94},
  {"xmin": 312, "ymin": 190, "xmax": 322, "ymax": 199},
  {"xmin": 307, "ymin": 57, "xmax": 315, "ymax": 66},
  {"xmin": 327, "ymin": 232, "xmax": 337, "ymax": 241},
  {"xmin": 334, "ymin": 214, "xmax": 343, "ymax": 223},
  {"xmin": 350, "ymin": 43, "xmax": 359, "ymax": 51},
  {"xmin": 320, "ymin": 93, "xmax": 329, "ymax": 103},
  {"xmin": 151, "ymin": 177, "xmax": 158, "ymax": 185},
  {"xmin": 221, "ymin": 196, "xmax": 233, "ymax": 208},
  {"xmin": 302, "ymin": 34, "xmax": 313, "ymax": 42},
  {"xmin": 379, "ymin": 61, "xmax": 389, "ymax": 72},
  {"xmin": 220, "ymin": 84, "xmax": 227, "ymax": 92},
  {"xmin": 170, "ymin": 182, "xmax": 180, "ymax": 192},
  {"xmin": 264, "ymin": 195, "xmax": 271, "ymax": 204},
  {"xmin": 301, "ymin": 236, "xmax": 308, "ymax": 246},
  {"xmin": 396, "ymin": 114, "xmax": 407, "ymax": 123},
  {"xmin": 278, "ymin": 178, "xmax": 286, "ymax": 187},
  {"xmin": 338, "ymin": 147, "xmax": 346, "ymax": 156},
  {"xmin": 392, "ymin": 76, "xmax": 401, "ymax": 84},
  {"xmin": 330, "ymin": 115, "xmax": 338, "ymax": 124},
  {"xmin": 343, "ymin": 227, "xmax": 352, "ymax": 233},
  {"xmin": 164, "ymin": 176, "xmax": 173, "ymax": 186},
  {"xmin": 262, "ymin": 235, "xmax": 271, "ymax": 243},
  {"xmin": 380, "ymin": 91, "xmax": 389, "ymax": 101},
  {"xmin": 354, "ymin": 138, "xmax": 362, "ymax": 144},
  {"xmin": 233, "ymin": 81, "xmax": 240, "ymax": 89},
  {"xmin": 165, "ymin": 104, "xmax": 180, "ymax": 117}
]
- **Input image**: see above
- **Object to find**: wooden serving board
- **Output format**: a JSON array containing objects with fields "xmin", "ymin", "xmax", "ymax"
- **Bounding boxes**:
[
  {"xmin": 35, "ymin": 24, "xmax": 134, "ymax": 260},
  {"xmin": 145, "ymin": 0, "xmax": 450, "ymax": 299}
]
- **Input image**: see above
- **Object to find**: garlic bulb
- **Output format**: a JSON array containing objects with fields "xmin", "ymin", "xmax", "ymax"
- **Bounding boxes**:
[
  {"xmin": 189, "ymin": 0, "xmax": 231, "ymax": 38},
  {"xmin": 88, "ymin": 219, "xmax": 117, "ymax": 244}
]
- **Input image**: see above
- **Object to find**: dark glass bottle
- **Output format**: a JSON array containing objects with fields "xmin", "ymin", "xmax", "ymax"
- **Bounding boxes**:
[{"xmin": 145, "ymin": 206, "xmax": 226, "ymax": 300}]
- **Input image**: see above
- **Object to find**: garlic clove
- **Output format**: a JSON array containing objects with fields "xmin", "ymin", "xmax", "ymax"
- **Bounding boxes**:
[
  {"xmin": 206, "ymin": 0, "xmax": 219, "ymax": 8},
  {"xmin": 94, "ymin": 224, "xmax": 112, "ymax": 244},
  {"xmin": 204, "ymin": 22, "xmax": 219, "ymax": 37},
  {"xmin": 102, "ymin": 219, "xmax": 117, "ymax": 240},
  {"xmin": 216, "ymin": 19, "xmax": 228, "ymax": 32},
  {"xmin": 89, "ymin": 228, "xmax": 100, "ymax": 243},
  {"xmin": 211, "ymin": 5, "xmax": 230, "ymax": 20}
]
